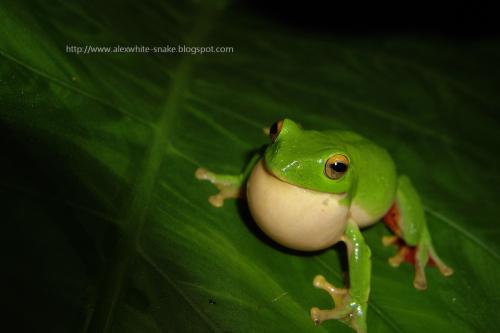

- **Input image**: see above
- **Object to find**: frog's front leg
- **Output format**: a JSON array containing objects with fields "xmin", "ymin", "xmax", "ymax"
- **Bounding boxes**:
[
  {"xmin": 195, "ymin": 154, "xmax": 260, "ymax": 207},
  {"xmin": 383, "ymin": 175, "xmax": 453, "ymax": 290},
  {"xmin": 311, "ymin": 220, "xmax": 371, "ymax": 333}
]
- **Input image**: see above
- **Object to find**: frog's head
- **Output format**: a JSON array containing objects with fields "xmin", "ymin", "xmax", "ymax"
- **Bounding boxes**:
[
  {"xmin": 263, "ymin": 118, "xmax": 356, "ymax": 195},
  {"xmin": 247, "ymin": 118, "xmax": 356, "ymax": 250}
]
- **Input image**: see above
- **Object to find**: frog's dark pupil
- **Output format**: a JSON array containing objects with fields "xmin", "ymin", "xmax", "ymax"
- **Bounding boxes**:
[{"xmin": 331, "ymin": 162, "xmax": 347, "ymax": 173}]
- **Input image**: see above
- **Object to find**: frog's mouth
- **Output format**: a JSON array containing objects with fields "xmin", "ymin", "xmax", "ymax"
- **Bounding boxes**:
[
  {"xmin": 246, "ymin": 159, "xmax": 349, "ymax": 251},
  {"xmin": 262, "ymin": 159, "xmax": 346, "ymax": 197}
]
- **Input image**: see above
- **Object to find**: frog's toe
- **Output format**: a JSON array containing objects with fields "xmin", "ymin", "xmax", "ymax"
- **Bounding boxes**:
[
  {"xmin": 414, "ymin": 279, "xmax": 427, "ymax": 290},
  {"xmin": 388, "ymin": 246, "xmax": 410, "ymax": 267},
  {"xmin": 204, "ymin": 187, "xmax": 240, "ymax": 208},
  {"xmin": 382, "ymin": 235, "xmax": 398, "ymax": 247},
  {"xmin": 310, "ymin": 307, "xmax": 322, "ymax": 325},
  {"xmin": 438, "ymin": 264, "xmax": 454, "ymax": 277},
  {"xmin": 310, "ymin": 305, "xmax": 351, "ymax": 325},
  {"xmin": 312, "ymin": 274, "xmax": 347, "ymax": 301},
  {"xmin": 388, "ymin": 255, "xmax": 403, "ymax": 267},
  {"xmin": 413, "ymin": 265, "xmax": 428, "ymax": 290},
  {"xmin": 195, "ymin": 167, "xmax": 244, "ymax": 208},
  {"xmin": 195, "ymin": 167, "xmax": 210, "ymax": 180},
  {"xmin": 208, "ymin": 194, "xmax": 224, "ymax": 208},
  {"xmin": 429, "ymin": 247, "xmax": 454, "ymax": 277},
  {"xmin": 313, "ymin": 275, "xmax": 329, "ymax": 289}
]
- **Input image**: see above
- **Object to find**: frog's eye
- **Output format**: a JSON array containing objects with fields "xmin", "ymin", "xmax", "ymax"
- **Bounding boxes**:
[
  {"xmin": 269, "ymin": 119, "xmax": 284, "ymax": 142},
  {"xmin": 325, "ymin": 154, "xmax": 349, "ymax": 180}
]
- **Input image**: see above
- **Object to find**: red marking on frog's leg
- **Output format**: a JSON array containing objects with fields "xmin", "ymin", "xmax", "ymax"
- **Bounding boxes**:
[
  {"xmin": 427, "ymin": 251, "xmax": 436, "ymax": 266},
  {"xmin": 402, "ymin": 246, "xmax": 436, "ymax": 266},
  {"xmin": 383, "ymin": 203, "xmax": 402, "ymax": 236},
  {"xmin": 383, "ymin": 203, "xmax": 435, "ymax": 267}
]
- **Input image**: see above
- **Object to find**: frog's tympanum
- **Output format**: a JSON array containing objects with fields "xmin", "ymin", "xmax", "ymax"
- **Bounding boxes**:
[{"xmin": 195, "ymin": 119, "xmax": 453, "ymax": 333}]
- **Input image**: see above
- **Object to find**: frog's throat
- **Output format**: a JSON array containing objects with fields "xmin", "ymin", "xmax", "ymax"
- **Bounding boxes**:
[{"xmin": 247, "ymin": 160, "xmax": 349, "ymax": 251}]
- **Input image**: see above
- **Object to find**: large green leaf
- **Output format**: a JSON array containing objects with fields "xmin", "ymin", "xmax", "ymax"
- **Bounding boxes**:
[{"xmin": 1, "ymin": 1, "xmax": 499, "ymax": 332}]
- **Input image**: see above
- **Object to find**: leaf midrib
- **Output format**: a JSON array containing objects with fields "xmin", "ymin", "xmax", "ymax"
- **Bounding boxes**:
[{"xmin": 86, "ymin": 4, "xmax": 228, "ymax": 332}]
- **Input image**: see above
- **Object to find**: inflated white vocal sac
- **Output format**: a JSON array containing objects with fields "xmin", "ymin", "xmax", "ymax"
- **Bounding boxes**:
[{"xmin": 246, "ymin": 160, "xmax": 349, "ymax": 251}]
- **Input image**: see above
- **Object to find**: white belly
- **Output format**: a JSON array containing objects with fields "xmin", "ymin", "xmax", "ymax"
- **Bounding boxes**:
[{"xmin": 247, "ymin": 160, "xmax": 349, "ymax": 251}]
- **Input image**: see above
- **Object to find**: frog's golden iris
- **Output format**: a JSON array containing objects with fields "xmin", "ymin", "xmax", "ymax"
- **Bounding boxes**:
[{"xmin": 325, "ymin": 154, "xmax": 349, "ymax": 180}]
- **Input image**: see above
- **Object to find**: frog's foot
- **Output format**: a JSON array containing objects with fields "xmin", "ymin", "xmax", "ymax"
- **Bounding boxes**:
[
  {"xmin": 195, "ymin": 168, "xmax": 243, "ymax": 208},
  {"xmin": 414, "ymin": 244, "xmax": 454, "ymax": 290},
  {"xmin": 310, "ymin": 275, "xmax": 366, "ymax": 333},
  {"xmin": 383, "ymin": 241, "xmax": 430, "ymax": 290},
  {"xmin": 383, "ymin": 203, "xmax": 453, "ymax": 290},
  {"xmin": 385, "ymin": 241, "xmax": 453, "ymax": 290}
]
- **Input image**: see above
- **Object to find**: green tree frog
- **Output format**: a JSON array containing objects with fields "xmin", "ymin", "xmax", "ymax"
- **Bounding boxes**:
[{"xmin": 195, "ymin": 119, "xmax": 453, "ymax": 333}]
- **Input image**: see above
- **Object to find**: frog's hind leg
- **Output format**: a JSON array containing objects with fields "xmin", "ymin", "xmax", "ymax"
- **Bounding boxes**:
[
  {"xmin": 383, "ymin": 202, "xmax": 428, "ymax": 289},
  {"xmin": 383, "ymin": 175, "xmax": 453, "ymax": 290}
]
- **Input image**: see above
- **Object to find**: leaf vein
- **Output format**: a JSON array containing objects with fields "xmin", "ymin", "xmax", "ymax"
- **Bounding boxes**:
[
  {"xmin": 425, "ymin": 207, "xmax": 500, "ymax": 262},
  {"xmin": 0, "ymin": 48, "xmax": 151, "ymax": 126}
]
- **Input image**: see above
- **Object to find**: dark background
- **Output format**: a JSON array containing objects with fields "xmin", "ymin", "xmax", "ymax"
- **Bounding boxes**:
[{"xmin": 242, "ymin": 1, "xmax": 500, "ymax": 38}]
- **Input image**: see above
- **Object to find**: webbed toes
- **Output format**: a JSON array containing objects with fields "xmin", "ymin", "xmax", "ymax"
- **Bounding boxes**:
[{"xmin": 310, "ymin": 275, "xmax": 365, "ymax": 332}]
